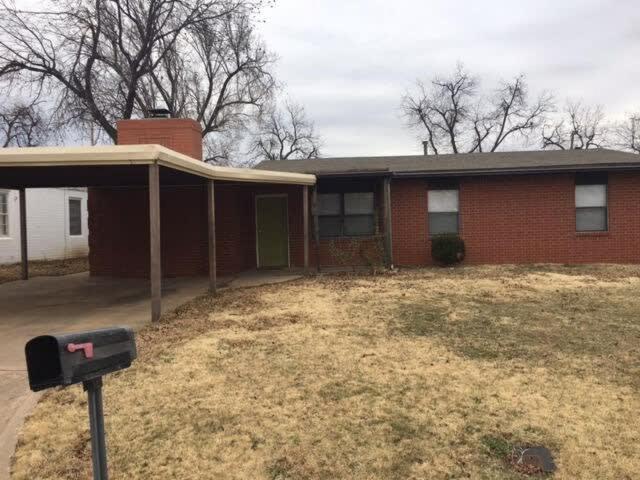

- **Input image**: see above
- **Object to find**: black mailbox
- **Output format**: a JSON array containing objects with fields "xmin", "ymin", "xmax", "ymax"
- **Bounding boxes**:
[{"xmin": 25, "ymin": 327, "xmax": 137, "ymax": 392}]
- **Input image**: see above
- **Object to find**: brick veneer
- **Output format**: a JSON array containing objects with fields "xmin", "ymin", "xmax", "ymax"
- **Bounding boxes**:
[
  {"xmin": 391, "ymin": 173, "xmax": 640, "ymax": 266},
  {"xmin": 89, "ymin": 181, "xmax": 309, "ymax": 278}
]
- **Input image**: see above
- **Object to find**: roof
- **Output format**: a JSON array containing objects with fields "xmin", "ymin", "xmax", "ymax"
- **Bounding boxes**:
[
  {"xmin": 0, "ymin": 145, "xmax": 316, "ymax": 188},
  {"xmin": 254, "ymin": 149, "xmax": 640, "ymax": 177}
]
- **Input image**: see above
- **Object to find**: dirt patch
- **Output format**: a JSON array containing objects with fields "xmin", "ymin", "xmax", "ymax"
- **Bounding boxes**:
[
  {"xmin": 11, "ymin": 265, "xmax": 640, "ymax": 480},
  {"xmin": 0, "ymin": 257, "xmax": 88, "ymax": 284}
]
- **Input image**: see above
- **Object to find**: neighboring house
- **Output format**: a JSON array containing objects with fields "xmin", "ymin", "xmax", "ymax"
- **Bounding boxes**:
[
  {"xmin": 0, "ymin": 188, "xmax": 89, "ymax": 264},
  {"xmin": 256, "ymin": 150, "xmax": 640, "ymax": 266}
]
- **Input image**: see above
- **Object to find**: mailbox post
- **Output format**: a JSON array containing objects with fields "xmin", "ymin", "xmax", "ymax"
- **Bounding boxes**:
[{"xmin": 25, "ymin": 327, "xmax": 137, "ymax": 480}]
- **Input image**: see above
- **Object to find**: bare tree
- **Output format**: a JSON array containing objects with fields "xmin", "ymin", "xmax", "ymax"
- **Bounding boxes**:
[
  {"xmin": 147, "ymin": 10, "xmax": 276, "ymax": 137},
  {"xmin": 613, "ymin": 113, "xmax": 640, "ymax": 154},
  {"xmin": 0, "ymin": 100, "xmax": 50, "ymax": 147},
  {"xmin": 250, "ymin": 101, "xmax": 321, "ymax": 161},
  {"xmin": 542, "ymin": 101, "xmax": 607, "ymax": 150},
  {"xmin": 402, "ymin": 64, "xmax": 553, "ymax": 154},
  {"xmin": 0, "ymin": 0, "xmax": 275, "ymax": 150}
]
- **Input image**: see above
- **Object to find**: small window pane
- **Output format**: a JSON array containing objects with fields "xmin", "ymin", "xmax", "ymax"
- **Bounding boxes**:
[
  {"xmin": 344, "ymin": 215, "xmax": 375, "ymax": 236},
  {"xmin": 0, "ymin": 193, "xmax": 8, "ymax": 237},
  {"xmin": 429, "ymin": 212, "xmax": 459, "ymax": 235},
  {"xmin": 319, "ymin": 216, "xmax": 342, "ymax": 237},
  {"xmin": 69, "ymin": 198, "xmax": 82, "ymax": 236},
  {"xmin": 428, "ymin": 190, "xmax": 459, "ymax": 213},
  {"xmin": 318, "ymin": 194, "xmax": 341, "ymax": 215},
  {"xmin": 576, "ymin": 184, "xmax": 606, "ymax": 208},
  {"xmin": 344, "ymin": 192, "xmax": 374, "ymax": 215},
  {"xmin": 576, "ymin": 207, "xmax": 607, "ymax": 232}
]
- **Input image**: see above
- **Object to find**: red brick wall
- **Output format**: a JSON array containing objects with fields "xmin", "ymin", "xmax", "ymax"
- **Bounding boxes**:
[
  {"xmin": 391, "ymin": 172, "xmax": 640, "ymax": 266},
  {"xmin": 116, "ymin": 118, "xmax": 203, "ymax": 160},
  {"xmin": 89, "ymin": 183, "xmax": 309, "ymax": 278}
]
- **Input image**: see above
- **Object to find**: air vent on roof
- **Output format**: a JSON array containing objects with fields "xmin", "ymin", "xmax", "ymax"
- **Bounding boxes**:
[{"xmin": 148, "ymin": 108, "xmax": 171, "ymax": 119}]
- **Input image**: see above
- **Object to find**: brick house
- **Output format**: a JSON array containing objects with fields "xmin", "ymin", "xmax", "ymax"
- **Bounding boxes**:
[
  {"xmin": 90, "ymin": 117, "xmax": 640, "ymax": 277},
  {"xmin": 3, "ymin": 116, "xmax": 640, "ymax": 319},
  {"xmin": 256, "ymin": 150, "xmax": 640, "ymax": 267}
]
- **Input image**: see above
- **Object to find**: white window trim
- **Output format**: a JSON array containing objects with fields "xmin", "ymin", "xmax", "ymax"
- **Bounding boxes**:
[
  {"xmin": 575, "ymin": 183, "xmax": 608, "ymax": 233},
  {"xmin": 68, "ymin": 196, "xmax": 83, "ymax": 237},
  {"xmin": 0, "ymin": 189, "xmax": 10, "ymax": 239},
  {"xmin": 428, "ymin": 188, "xmax": 460, "ymax": 236}
]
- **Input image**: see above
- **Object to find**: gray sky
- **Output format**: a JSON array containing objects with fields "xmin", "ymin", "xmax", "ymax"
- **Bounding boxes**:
[{"xmin": 257, "ymin": 0, "xmax": 640, "ymax": 157}]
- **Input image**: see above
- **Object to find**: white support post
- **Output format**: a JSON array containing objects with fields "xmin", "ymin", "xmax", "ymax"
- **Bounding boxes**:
[
  {"xmin": 149, "ymin": 163, "xmax": 162, "ymax": 322},
  {"xmin": 19, "ymin": 188, "xmax": 28, "ymax": 280}
]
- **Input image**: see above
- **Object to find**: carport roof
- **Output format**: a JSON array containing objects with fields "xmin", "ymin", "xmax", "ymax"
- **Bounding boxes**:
[{"xmin": 0, "ymin": 144, "xmax": 316, "ymax": 188}]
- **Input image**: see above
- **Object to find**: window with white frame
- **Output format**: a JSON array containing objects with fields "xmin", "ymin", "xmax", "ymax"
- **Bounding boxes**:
[
  {"xmin": 318, "ymin": 192, "xmax": 375, "ymax": 237},
  {"xmin": 428, "ymin": 189, "xmax": 459, "ymax": 235},
  {"xmin": 575, "ymin": 180, "xmax": 607, "ymax": 232},
  {"xmin": 0, "ymin": 191, "xmax": 8, "ymax": 237},
  {"xmin": 69, "ymin": 198, "xmax": 82, "ymax": 236}
]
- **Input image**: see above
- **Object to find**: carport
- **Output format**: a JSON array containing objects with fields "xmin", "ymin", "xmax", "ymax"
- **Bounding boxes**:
[{"xmin": 0, "ymin": 144, "xmax": 316, "ymax": 321}]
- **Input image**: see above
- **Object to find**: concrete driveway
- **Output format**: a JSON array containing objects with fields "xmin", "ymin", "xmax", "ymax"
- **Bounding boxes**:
[{"xmin": 0, "ymin": 272, "xmax": 208, "ymax": 480}]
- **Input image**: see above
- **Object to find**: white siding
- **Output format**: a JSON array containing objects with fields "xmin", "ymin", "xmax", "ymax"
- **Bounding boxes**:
[{"xmin": 0, "ymin": 188, "xmax": 89, "ymax": 264}]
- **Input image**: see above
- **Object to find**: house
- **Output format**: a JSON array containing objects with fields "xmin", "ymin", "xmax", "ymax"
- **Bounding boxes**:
[
  {"xmin": 255, "ymin": 149, "xmax": 640, "ymax": 266},
  {"xmin": 0, "ymin": 188, "xmax": 88, "ymax": 264},
  {"xmin": 2, "ymin": 116, "xmax": 640, "ymax": 321}
]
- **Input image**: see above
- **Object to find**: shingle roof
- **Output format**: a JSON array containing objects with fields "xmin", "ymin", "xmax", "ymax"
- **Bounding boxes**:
[{"xmin": 254, "ymin": 149, "xmax": 640, "ymax": 177}]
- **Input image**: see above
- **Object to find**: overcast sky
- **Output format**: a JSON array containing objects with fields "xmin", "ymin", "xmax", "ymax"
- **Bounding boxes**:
[{"xmin": 257, "ymin": 0, "xmax": 640, "ymax": 157}]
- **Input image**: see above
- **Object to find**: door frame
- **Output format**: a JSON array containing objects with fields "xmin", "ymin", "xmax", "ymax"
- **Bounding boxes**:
[{"xmin": 255, "ymin": 193, "xmax": 290, "ymax": 269}]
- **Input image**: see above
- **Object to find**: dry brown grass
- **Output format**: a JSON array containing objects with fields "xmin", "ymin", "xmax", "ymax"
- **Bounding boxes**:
[
  {"xmin": 0, "ymin": 257, "xmax": 88, "ymax": 284},
  {"xmin": 11, "ymin": 265, "xmax": 640, "ymax": 480}
]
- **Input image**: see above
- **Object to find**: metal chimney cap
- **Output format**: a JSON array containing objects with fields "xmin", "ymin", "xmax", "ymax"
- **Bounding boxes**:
[{"xmin": 148, "ymin": 108, "xmax": 171, "ymax": 119}]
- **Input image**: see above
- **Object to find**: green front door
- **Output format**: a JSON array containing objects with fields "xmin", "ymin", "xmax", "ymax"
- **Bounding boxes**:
[{"xmin": 256, "ymin": 195, "xmax": 289, "ymax": 268}]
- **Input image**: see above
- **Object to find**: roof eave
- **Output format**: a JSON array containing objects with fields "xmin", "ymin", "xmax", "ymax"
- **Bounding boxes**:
[{"xmin": 391, "ymin": 163, "xmax": 640, "ymax": 178}]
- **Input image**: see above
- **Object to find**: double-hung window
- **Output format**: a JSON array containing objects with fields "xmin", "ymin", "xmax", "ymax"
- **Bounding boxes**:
[
  {"xmin": 575, "ymin": 176, "xmax": 607, "ymax": 232},
  {"xmin": 428, "ymin": 188, "xmax": 459, "ymax": 235},
  {"xmin": 0, "ymin": 191, "xmax": 8, "ymax": 237},
  {"xmin": 318, "ymin": 192, "xmax": 375, "ymax": 237},
  {"xmin": 68, "ymin": 198, "xmax": 82, "ymax": 236}
]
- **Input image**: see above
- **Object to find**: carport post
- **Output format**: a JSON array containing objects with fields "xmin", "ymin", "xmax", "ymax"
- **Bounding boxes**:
[
  {"xmin": 312, "ymin": 186, "xmax": 320, "ymax": 272},
  {"xmin": 303, "ymin": 185, "xmax": 309, "ymax": 271},
  {"xmin": 19, "ymin": 188, "xmax": 28, "ymax": 280},
  {"xmin": 207, "ymin": 179, "xmax": 217, "ymax": 294},
  {"xmin": 149, "ymin": 163, "xmax": 162, "ymax": 322},
  {"xmin": 382, "ymin": 177, "xmax": 393, "ymax": 268}
]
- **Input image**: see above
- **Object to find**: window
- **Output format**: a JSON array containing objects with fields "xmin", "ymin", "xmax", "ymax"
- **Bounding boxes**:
[
  {"xmin": 0, "ymin": 192, "xmax": 8, "ymax": 237},
  {"xmin": 428, "ymin": 189, "xmax": 459, "ymax": 235},
  {"xmin": 575, "ymin": 182, "xmax": 607, "ymax": 232},
  {"xmin": 318, "ymin": 192, "xmax": 375, "ymax": 237},
  {"xmin": 69, "ymin": 198, "xmax": 82, "ymax": 236}
]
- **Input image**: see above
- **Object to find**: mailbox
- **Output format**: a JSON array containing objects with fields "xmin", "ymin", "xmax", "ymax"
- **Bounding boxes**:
[{"xmin": 25, "ymin": 327, "xmax": 137, "ymax": 392}]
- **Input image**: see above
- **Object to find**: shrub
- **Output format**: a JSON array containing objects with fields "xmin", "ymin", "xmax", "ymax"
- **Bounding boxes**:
[{"xmin": 431, "ymin": 234, "xmax": 465, "ymax": 265}]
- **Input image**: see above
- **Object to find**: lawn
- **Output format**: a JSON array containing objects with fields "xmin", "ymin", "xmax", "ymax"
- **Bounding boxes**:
[
  {"xmin": 0, "ymin": 257, "xmax": 88, "ymax": 285},
  {"xmin": 11, "ymin": 265, "xmax": 640, "ymax": 479}
]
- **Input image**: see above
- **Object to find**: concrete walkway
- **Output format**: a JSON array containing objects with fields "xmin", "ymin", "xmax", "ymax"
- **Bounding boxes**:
[{"xmin": 0, "ymin": 269, "xmax": 303, "ymax": 479}]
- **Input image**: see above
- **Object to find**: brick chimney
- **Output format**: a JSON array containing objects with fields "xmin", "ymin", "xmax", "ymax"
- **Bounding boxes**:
[{"xmin": 116, "ymin": 114, "xmax": 203, "ymax": 161}]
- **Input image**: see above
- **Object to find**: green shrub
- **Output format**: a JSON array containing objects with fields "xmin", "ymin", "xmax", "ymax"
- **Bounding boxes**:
[{"xmin": 431, "ymin": 234, "xmax": 465, "ymax": 265}]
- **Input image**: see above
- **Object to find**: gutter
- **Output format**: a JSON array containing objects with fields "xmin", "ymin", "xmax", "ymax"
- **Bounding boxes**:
[{"xmin": 389, "ymin": 163, "xmax": 640, "ymax": 178}]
